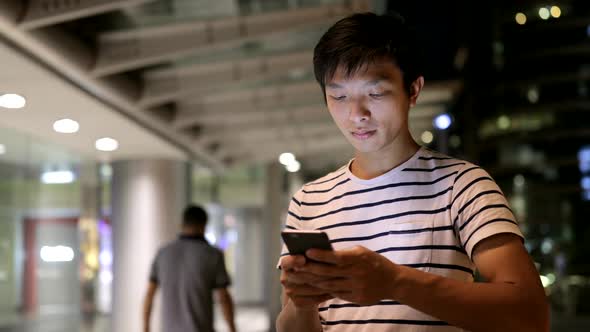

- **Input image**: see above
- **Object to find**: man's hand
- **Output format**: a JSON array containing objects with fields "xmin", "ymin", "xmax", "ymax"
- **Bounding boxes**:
[
  {"xmin": 280, "ymin": 254, "xmax": 334, "ymax": 309},
  {"xmin": 301, "ymin": 246, "xmax": 399, "ymax": 305}
]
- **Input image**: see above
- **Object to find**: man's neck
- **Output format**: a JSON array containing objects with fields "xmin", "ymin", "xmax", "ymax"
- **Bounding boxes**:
[
  {"xmin": 351, "ymin": 136, "xmax": 420, "ymax": 180},
  {"xmin": 181, "ymin": 227, "xmax": 205, "ymax": 237}
]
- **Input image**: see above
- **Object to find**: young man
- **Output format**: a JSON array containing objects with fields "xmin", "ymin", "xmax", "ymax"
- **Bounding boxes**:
[
  {"xmin": 143, "ymin": 205, "xmax": 236, "ymax": 332},
  {"xmin": 276, "ymin": 12, "xmax": 549, "ymax": 332}
]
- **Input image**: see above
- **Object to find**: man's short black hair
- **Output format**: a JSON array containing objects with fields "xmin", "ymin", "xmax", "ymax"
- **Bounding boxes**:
[
  {"xmin": 313, "ymin": 12, "xmax": 423, "ymax": 96},
  {"xmin": 182, "ymin": 204, "xmax": 208, "ymax": 227}
]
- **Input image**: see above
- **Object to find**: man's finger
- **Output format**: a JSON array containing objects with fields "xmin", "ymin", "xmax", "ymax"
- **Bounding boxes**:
[
  {"xmin": 284, "ymin": 271, "xmax": 330, "ymax": 285},
  {"xmin": 284, "ymin": 283, "xmax": 331, "ymax": 297},
  {"xmin": 307, "ymin": 247, "xmax": 363, "ymax": 266},
  {"xmin": 299, "ymin": 261, "xmax": 349, "ymax": 278},
  {"xmin": 280, "ymin": 254, "xmax": 306, "ymax": 270},
  {"xmin": 290, "ymin": 294, "xmax": 333, "ymax": 307},
  {"xmin": 315, "ymin": 278, "xmax": 355, "ymax": 292},
  {"xmin": 306, "ymin": 249, "xmax": 342, "ymax": 265}
]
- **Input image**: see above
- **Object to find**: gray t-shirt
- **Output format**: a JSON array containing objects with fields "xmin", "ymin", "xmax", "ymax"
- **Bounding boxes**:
[{"xmin": 150, "ymin": 235, "xmax": 231, "ymax": 332}]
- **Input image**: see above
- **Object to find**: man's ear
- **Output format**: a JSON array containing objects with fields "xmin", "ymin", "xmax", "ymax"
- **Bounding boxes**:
[{"xmin": 409, "ymin": 76, "xmax": 425, "ymax": 107}]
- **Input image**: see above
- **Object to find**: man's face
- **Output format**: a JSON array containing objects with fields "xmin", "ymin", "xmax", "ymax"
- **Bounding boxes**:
[{"xmin": 324, "ymin": 60, "xmax": 421, "ymax": 155}]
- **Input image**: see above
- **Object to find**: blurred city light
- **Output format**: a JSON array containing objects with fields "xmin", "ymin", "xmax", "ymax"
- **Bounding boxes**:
[
  {"xmin": 513, "ymin": 174, "xmax": 526, "ymax": 188},
  {"xmin": 550, "ymin": 6, "xmax": 561, "ymax": 18},
  {"xmin": 515, "ymin": 12, "xmax": 527, "ymax": 25},
  {"xmin": 497, "ymin": 115, "xmax": 511, "ymax": 130},
  {"xmin": 420, "ymin": 131, "xmax": 434, "ymax": 144},
  {"xmin": 449, "ymin": 135, "xmax": 461, "ymax": 148},
  {"xmin": 433, "ymin": 113, "xmax": 452, "ymax": 130},
  {"xmin": 540, "ymin": 274, "xmax": 555, "ymax": 288},
  {"xmin": 578, "ymin": 146, "xmax": 590, "ymax": 172},
  {"xmin": 538, "ymin": 7, "xmax": 550, "ymax": 20},
  {"xmin": 527, "ymin": 87, "xmax": 540, "ymax": 103}
]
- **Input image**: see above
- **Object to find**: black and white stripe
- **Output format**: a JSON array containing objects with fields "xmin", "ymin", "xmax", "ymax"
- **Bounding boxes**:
[{"xmin": 279, "ymin": 148, "xmax": 522, "ymax": 332}]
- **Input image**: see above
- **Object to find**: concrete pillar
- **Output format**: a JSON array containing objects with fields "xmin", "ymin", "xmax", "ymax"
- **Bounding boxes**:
[
  {"xmin": 263, "ymin": 163, "xmax": 287, "ymax": 332},
  {"xmin": 110, "ymin": 159, "xmax": 190, "ymax": 332}
]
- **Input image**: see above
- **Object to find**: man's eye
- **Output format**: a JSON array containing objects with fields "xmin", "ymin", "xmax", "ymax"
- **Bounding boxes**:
[
  {"xmin": 369, "ymin": 93, "xmax": 384, "ymax": 98},
  {"xmin": 331, "ymin": 95, "xmax": 346, "ymax": 101}
]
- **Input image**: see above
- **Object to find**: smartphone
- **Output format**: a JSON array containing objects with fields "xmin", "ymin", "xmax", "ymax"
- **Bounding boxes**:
[{"xmin": 281, "ymin": 230, "xmax": 333, "ymax": 256}]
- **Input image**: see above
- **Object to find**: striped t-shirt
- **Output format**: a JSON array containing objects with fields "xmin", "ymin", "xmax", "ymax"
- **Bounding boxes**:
[{"xmin": 280, "ymin": 147, "xmax": 523, "ymax": 332}]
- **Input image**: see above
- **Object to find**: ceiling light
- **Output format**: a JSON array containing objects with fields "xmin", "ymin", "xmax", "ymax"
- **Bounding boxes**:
[
  {"xmin": 95, "ymin": 137, "xmax": 119, "ymax": 152},
  {"xmin": 0, "ymin": 94, "xmax": 26, "ymax": 109},
  {"xmin": 286, "ymin": 160, "xmax": 301, "ymax": 173},
  {"xmin": 0, "ymin": 144, "xmax": 5, "ymax": 155},
  {"xmin": 550, "ymin": 6, "xmax": 561, "ymax": 18},
  {"xmin": 515, "ymin": 13, "xmax": 527, "ymax": 25},
  {"xmin": 41, "ymin": 170, "xmax": 75, "ymax": 184},
  {"xmin": 40, "ymin": 245, "xmax": 74, "ymax": 262},
  {"xmin": 53, "ymin": 118, "xmax": 79, "ymax": 134},
  {"xmin": 538, "ymin": 7, "xmax": 550, "ymax": 20},
  {"xmin": 420, "ymin": 131, "xmax": 434, "ymax": 144},
  {"xmin": 433, "ymin": 113, "xmax": 452, "ymax": 130},
  {"xmin": 279, "ymin": 152, "xmax": 296, "ymax": 166}
]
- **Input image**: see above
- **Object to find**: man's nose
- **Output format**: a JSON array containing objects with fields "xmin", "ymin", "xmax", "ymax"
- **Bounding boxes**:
[{"xmin": 349, "ymin": 101, "xmax": 370, "ymax": 122}]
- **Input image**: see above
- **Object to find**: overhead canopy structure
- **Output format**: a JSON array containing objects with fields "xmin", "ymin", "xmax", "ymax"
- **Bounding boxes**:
[{"xmin": 0, "ymin": 0, "xmax": 461, "ymax": 171}]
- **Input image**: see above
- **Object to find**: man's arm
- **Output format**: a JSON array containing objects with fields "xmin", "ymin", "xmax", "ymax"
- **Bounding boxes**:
[
  {"xmin": 302, "ymin": 233, "xmax": 549, "ymax": 332},
  {"xmin": 389, "ymin": 233, "xmax": 549, "ymax": 332},
  {"xmin": 276, "ymin": 289, "xmax": 324, "ymax": 332},
  {"xmin": 215, "ymin": 288, "xmax": 237, "ymax": 332},
  {"xmin": 142, "ymin": 281, "xmax": 158, "ymax": 332},
  {"xmin": 276, "ymin": 255, "xmax": 330, "ymax": 332}
]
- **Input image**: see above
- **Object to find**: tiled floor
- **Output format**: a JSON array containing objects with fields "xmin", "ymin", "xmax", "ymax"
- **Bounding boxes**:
[
  {"xmin": 0, "ymin": 305, "xmax": 269, "ymax": 332},
  {"xmin": 2, "ymin": 307, "xmax": 590, "ymax": 331}
]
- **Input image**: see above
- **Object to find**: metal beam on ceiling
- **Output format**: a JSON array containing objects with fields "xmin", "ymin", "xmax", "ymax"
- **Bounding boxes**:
[
  {"xmin": 0, "ymin": 0, "xmax": 224, "ymax": 170},
  {"xmin": 20, "ymin": 0, "xmax": 152, "ymax": 30},
  {"xmin": 140, "ymin": 50, "xmax": 312, "ymax": 107},
  {"xmin": 221, "ymin": 135, "xmax": 351, "ymax": 165},
  {"xmin": 172, "ymin": 81, "xmax": 323, "ymax": 128},
  {"xmin": 93, "ymin": 0, "xmax": 369, "ymax": 76},
  {"xmin": 174, "ymin": 105, "xmax": 331, "ymax": 129},
  {"xmin": 204, "ymin": 121, "xmax": 340, "ymax": 148}
]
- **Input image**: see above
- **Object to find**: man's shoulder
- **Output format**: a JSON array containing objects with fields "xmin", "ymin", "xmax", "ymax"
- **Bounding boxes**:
[{"xmin": 415, "ymin": 148, "xmax": 481, "ymax": 172}]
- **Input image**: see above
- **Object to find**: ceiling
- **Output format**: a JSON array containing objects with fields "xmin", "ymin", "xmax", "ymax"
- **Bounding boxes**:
[
  {"xmin": 0, "ymin": 0, "xmax": 461, "ymax": 172},
  {"xmin": 0, "ymin": 40, "xmax": 186, "ymax": 167}
]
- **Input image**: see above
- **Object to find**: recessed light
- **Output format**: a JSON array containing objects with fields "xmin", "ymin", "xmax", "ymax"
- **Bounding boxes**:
[
  {"xmin": 95, "ymin": 137, "xmax": 119, "ymax": 152},
  {"xmin": 286, "ymin": 160, "xmax": 301, "ymax": 173},
  {"xmin": 41, "ymin": 170, "xmax": 76, "ymax": 184},
  {"xmin": 279, "ymin": 152, "xmax": 296, "ymax": 166},
  {"xmin": 53, "ymin": 118, "xmax": 79, "ymax": 134},
  {"xmin": 0, "ymin": 94, "xmax": 26, "ymax": 109}
]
